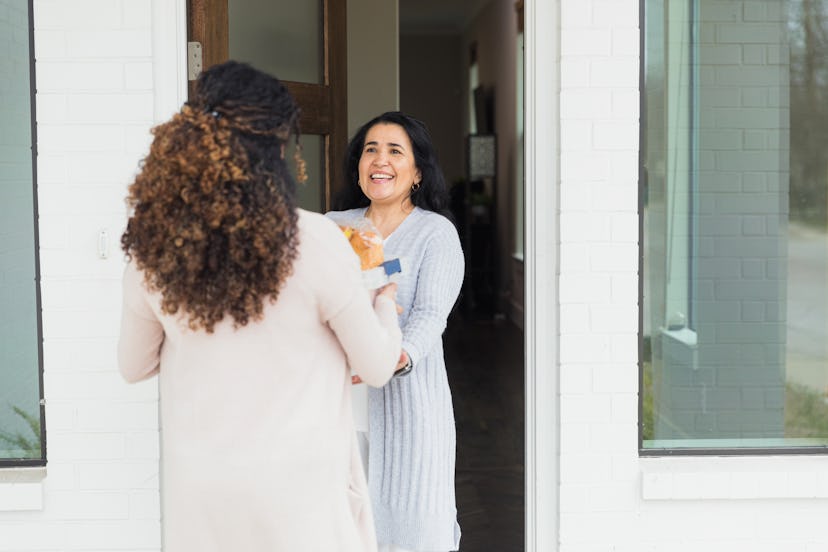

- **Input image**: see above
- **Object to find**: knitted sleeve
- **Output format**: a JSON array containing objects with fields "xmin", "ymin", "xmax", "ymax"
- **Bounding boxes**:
[{"xmin": 400, "ymin": 216, "xmax": 464, "ymax": 366}]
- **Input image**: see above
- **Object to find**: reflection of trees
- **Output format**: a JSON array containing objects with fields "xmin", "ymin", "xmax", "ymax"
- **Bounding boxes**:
[{"xmin": 790, "ymin": 0, "xmax": 828, "ymax": 225}]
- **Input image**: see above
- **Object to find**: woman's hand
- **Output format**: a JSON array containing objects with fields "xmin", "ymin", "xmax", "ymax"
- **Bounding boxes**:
[
  {"xmin": 351, "ymin": 284, "xmax": 402, "ymax": 385},
  {"xmin": 375, "ymin": 282, "xmax": 402, "ymax": 313},
  {"xmin": 352, "ymin": 350, "xmax": 408, "ymax": 385}
]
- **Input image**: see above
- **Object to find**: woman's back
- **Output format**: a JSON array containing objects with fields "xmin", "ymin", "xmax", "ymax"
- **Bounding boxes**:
[{"xmin": 119, "ymin": 209, "xmax": 400, "ymax": 551}]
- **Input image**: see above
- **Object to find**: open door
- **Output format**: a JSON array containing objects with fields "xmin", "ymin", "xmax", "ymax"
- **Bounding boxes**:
[{"xmin": 187, "ymin": 0, "xmax": 347, "ymax": 212}]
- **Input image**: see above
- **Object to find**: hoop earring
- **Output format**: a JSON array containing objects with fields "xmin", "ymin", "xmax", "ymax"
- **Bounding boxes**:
[{"xmin": 411, "ymin": 182, "xmax": 421, "ymax": 192}]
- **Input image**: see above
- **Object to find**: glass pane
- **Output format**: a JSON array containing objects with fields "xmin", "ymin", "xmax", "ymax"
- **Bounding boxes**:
[
  {"xmin": 287, "ymin": 134, "xmax": 324, "ymax": 213},
  {"xmin": 228, "ymin": 0, "xmax": 322, "ymax": 84},
  {"xmin": 642, "ymin": 0, "xmax": 828, "ymax": 451},
  {"xmin": 0, "ymin": 0, "xmax": 44, "ymax": 462}
]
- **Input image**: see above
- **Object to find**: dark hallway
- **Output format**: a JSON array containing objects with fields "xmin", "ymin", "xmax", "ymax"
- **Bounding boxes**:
[{"xmin": 445, "ymin": 313, "xmax": 525, "ymax": 551}]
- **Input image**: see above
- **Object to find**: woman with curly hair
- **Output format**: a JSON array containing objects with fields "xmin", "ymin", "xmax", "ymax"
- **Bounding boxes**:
[
  {"xmin": 327, "ymin": 112, "xmax": 465, "ymax": 552},
  {"xmin": 118, "ymin": 61, "xmax": 403, "ymax": 552}
]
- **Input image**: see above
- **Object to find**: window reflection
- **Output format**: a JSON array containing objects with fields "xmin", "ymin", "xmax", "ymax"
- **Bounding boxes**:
[{"xmin": 642, "ymin": 0, "xmax": 828, "ymax": 451}]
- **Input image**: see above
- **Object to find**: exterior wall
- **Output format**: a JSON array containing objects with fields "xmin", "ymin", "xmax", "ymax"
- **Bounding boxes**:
[
  {"xmin": 0, "ymin": 0, "xmax": 163, "ymax": 549},
  {"xmin": 4, "ymin": 1, "xmax": 828, "ymax": 551},
  {"xmin": 557, "ymin": 0, "xmax": 828, "ymax": 551}
]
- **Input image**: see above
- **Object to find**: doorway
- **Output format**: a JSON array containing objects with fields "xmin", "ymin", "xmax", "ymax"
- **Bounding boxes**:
[
  {"xmin": 181, "ymin": 1, "xmax": 529, "ymax": 550},
  {"xmin": 398, "ymin": 1, "xmax": 526, "ymax": 551}
]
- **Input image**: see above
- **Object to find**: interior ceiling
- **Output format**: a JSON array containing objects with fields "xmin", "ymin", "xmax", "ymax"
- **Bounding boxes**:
[{"xmin": 398, "ymin": 0, "xmax": 492, "ymax": 34}]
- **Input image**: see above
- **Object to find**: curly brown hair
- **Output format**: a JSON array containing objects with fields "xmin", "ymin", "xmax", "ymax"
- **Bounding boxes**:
[{"xmin": 121, "ymin": 61, "xmax": 305, "ymax": 333}]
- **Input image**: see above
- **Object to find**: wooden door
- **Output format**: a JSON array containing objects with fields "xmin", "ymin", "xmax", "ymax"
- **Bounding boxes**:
[{"xmin": 187, "ymin": 0, "xmax": 347, "ymax": 211}]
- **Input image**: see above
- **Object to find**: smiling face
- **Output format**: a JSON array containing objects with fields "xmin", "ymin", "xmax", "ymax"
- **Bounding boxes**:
[{"xmin": 358, "ymin": 123, "xmax": 422, "ymax": 209}]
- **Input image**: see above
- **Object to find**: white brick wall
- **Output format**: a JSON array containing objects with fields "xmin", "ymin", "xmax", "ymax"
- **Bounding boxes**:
[
  {"xmin": 5, "ymin": 1, "xmax": 828, "ymax": 551},
  {"xmin": 558, "ymin": 0, "xmax": 828, "ymax": 551},
  {"xmin": 0, "ymin": 0, "xmax": 162, "ymax": 550}
]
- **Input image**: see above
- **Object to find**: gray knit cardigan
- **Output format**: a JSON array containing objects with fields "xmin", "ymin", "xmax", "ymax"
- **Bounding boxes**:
[{"xmin": 326, "ymin": 206, "xmax": 464, "ymax": 551}]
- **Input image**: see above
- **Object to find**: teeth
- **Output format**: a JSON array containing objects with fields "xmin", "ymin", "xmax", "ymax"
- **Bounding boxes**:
[{"xmin": 371, "ymin": 173, "xmax": 392, "ymax": 179}]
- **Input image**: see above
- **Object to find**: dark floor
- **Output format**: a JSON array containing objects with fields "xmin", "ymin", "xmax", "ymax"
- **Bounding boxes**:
[{"xmin": 444, "ymin": 312, "xmax": 525, "ymax": 552}]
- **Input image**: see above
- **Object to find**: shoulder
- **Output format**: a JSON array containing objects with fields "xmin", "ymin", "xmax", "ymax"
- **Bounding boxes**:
[
  {"xmin": 324, "ymin": 208, "xmax": 364, "ymax": 227},
  {"xmin": 415, "ymin": 208, "xmax": 461, "ymax": 242},
  {"xmin": 297, "ymin": 209, "xmax": 354, "ymax": 258}
]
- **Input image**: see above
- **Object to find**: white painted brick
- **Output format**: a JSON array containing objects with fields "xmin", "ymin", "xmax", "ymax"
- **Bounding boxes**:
[
  {"xmin": 61, "ymin": 519, "xmax": 161, "ymax": 549},
  {"xmin": 122, "ymin": 0, "xmax": 152, "ymax": 29},
  {"xmin": 586, "ymin": 482, "xmax": 638, "ymax": 511},
  {"xmin": 41, "ymin": 463, "xmax": 77, "ymax": 492},
  {"xmin": 75, "ymin": 402, "xmax": 158, "ymax": 432},
  {"xmin": 560, "ymin": 454, "xmax": 613, "ymax": 485},
  {"xmin": 589, "ymin": 422, "xmax": 638, "ymax": 453},
  {"xmin": 590, "ymin": 183, "xmax": 638, "ymax": 212},
  {"xmin": 35, "ymin": 62, "xmax": 124, "ymax": 91},
  {"xmin": 44, "ymin": 491, "xmax": 128, "ymax": 519},
  {"xmin": 561, "ymin": 152, "xmax": 611, "ymax": 181},
  {"xmin": 124, "ymin": 124, "xmax": 155, "ymax": 155},
  {"xmin": 609, "ymin": 212, "xmax": 638, "ymax": 243},
  {"xmin": 41, "ymin": 308, "xmax": 121, "ymax": 340},
  {"xmin": 590, "ymin": 305, "xmax": 637, "ymax": 333},
  {"xmin": 34, "ymin": 0, "xmax": 121, "ymax": 30},
  {"xmin": 0, "ymin": 483, "xmax": 42, "ymax": 511},
  {"xmin": 129, "ymin": 490, "xmax": 160, "ymax": 519},
  {"xmin": 560, "ymin": 120, "xmax": 593, "ymax": 151},
  {"xmin": 559, "ymin": 180, "xmax": 595, "ymax": 211},
  {"xmin": 560, "ymin": 0, "xmax": 593, "ymax": 28},
  {"xmin": 45, "ymin": 433, "xmax": 125, "ymax": 461},
  {"xmin": 592, "ymin": 0, "xmax": 639, "ymax": 28},
  {"xmin": 561, "ymin": 29, "xmax": 611, "ymax": 57},
  {"xmin": 560, "ymin": 274, "xmax": 611, "ymax": 304},
  {"xmin": 560, "ymin": 303, "xmax": 591, "ymax": 333},
  {"xmin": 37, "ymin": 124, "xmax": 125, "ymax": 153},
  {"xmin": 67, "ymin": 93, "xmax": 154, "ymax": 123},
  {"xmin": 43, "ymin": 403, "xmax": 76, "ymax": 431},
  {"xmin": 558, "ymin": 483, "xmax": 589, "ymax": 512},
  {"xmin": 124, "ymin": 61, "xmax": 153, "ymax": 90},
  {"xmin": 592, "ymin": 121, "xmax": 639, "ymax": 151},
  {"xmin": 69, "ymin": 152, "xmax": 141, "ymax": 183},
  {"xmin": 42, "ymin": 338, "xmax": 130, "ymax": 376},
  {"xmin": 76, "ymin": 462, "xmax": 158, "ymax": 491},
  {"xmin": 560, "ymin": 212, "xmax": 612, "ymax": 243},
  {"xmin": 34, "ymin": 153, "xmax": 69, "ymax": 184},
  {"xmin": 35, "ymin": 93, "xmax": 68, "ymax": 122},
  {"xmin": 125, "ymin": 432, "xmax": 160, "ymax": 460},
  {"xmin": 612, "ymin": 27, "xmax": 640, "ymax": 57},
  {"xmin": 67, "ymin": 30, "xmax": 152, "ymax": 58},
  {"xmin": 610, "ymin": 274, "xmax": 638, "ymax": 305},
  {"xmin": 560, "ymin": 364, "xmax": 592, "ymax": 394},
  {"xmin": 561, "ymin": 393, "xmax": 613, "ymax": 424},
  {"xmin": 610, "ymin": 333, "xmax": 639, "ymax": 363},
  {"xmin": 44, "ymin": 371, "xmax": 148, "ymax": 402},
  {"xmin": 560, "ymin": 243, "xmax": 591, "ymax": 272},
  {"xmin": 562, "ymin": 89, "xmax": 613, "ymax": 121},
  {"xmin": 590, "ymin": 58, "xmax": 639, "ymax": 88},
  {"xmin": 591, "ymin": 363, "xmax": 637, "ymax": 393},
  {"xmin": 561, "ymin": 334, "xmax": 610, "ymax": 366},
  {"xmin": 560, "ymin": 58, "xmax": 591, "ymax": 87},
  {"xmin": 0, "ymin": 521, "xmax": 67, "ymax": 549},
  {"xmin": 32, "ymin": 29, "xmax": 67, "ymax": 58},
  {"xmin": 590, "ymin": 243, "xmax": 638, "ymax": 272}
]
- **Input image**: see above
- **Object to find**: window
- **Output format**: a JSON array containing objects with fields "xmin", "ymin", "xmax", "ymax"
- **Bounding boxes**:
[
  {"xmin": 0, "ymin": 0, "xmax": 45, "ymax": 466},
  {"xmin": 641, "ymin": 0, "xmax": 828, "ymax": 453}
]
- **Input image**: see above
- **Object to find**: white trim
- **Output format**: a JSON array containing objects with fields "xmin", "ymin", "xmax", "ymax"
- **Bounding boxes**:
[
  {"xmin": 151, "ymin": 0, "xmax": 188, "ymax": 123},
  {"xmin": 524, "ymin": 1, "xmax": 560, "ymax": 551}
]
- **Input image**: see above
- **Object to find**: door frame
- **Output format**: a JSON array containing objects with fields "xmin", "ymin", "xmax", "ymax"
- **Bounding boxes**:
[
  {"xmin": 524, "ymin": 0, "xmax": 560, "ymax": 551},
  {"xmin": 151, "ymin": 2, "xmax": 561, "ymax": 550},
  {"xmin": 186, "ymin": 0, "xmax": 348, "ymax": 209}
]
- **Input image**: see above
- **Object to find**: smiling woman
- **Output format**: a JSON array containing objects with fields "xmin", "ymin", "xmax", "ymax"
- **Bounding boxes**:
[
  {"xmin": 0, "ymin": 0, "xmax": 45, "ymax": 466},
  {"xmin": 327, "ymin": 111, "xmax": 465, "ymax": 552}
]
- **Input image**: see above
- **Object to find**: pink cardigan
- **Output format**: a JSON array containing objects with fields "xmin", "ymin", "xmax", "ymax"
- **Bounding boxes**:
[{"xmin": 118, "ymin": 210, "xmax": 401, "ymax": 552}]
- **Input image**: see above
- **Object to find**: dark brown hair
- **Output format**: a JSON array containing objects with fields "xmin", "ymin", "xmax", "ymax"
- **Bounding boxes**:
[{"xmin": 121, "ymin": 61, "xmax": 303, "ymax": 332}]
